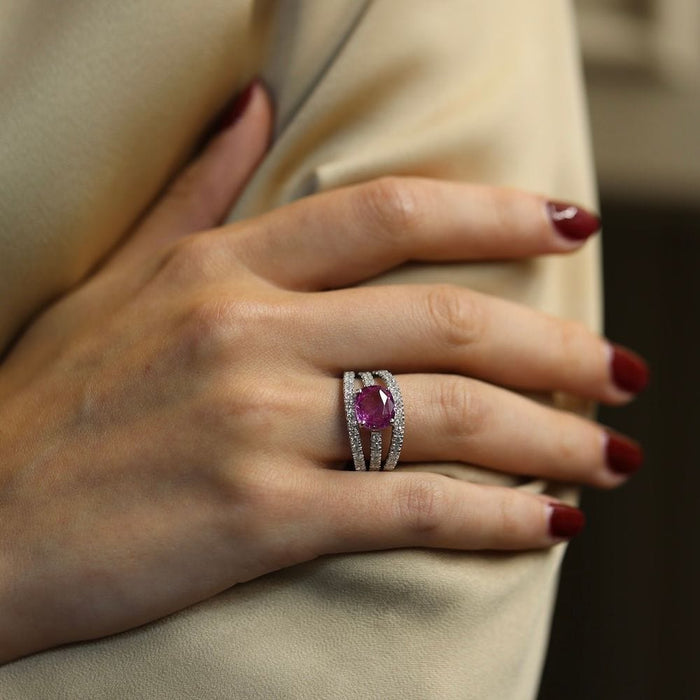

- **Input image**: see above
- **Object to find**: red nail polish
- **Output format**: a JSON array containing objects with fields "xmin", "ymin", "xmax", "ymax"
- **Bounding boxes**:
[
  {"xmin": 549, "ymin": 504, "xmax": 586, "ymax": 539},
  {"xmin": 606, "ymin": 431, "xmax": 643, "ymax": 475},
  {"xmin": 218, "ymin": 80, "xmax": 257, "ymax": 131},
  {"xmin": 611, "ymin": 344, "xmax": 650, "ymax": 394},
  {"xmin": 547, "ymin": 201, "xmax": 601, "ymax": 241}
]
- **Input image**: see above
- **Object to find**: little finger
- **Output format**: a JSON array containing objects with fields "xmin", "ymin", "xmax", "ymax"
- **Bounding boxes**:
[{"xmin": 304, "ymin": 470, "xmax": 585, "ymax": 553}]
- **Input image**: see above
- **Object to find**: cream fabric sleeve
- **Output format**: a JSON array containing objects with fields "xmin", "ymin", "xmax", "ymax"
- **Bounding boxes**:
[{"xmin": 0, "ymin": 2, "xmax": 599, "ymax": 698}]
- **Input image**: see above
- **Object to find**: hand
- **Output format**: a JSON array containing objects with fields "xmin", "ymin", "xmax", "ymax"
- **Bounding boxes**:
[{"xmin": 0, "ymin": 82, "xmax": 647, "ymax": 662}]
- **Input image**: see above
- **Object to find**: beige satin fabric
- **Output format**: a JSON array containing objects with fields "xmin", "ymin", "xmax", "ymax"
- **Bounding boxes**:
[{"xmin": 0, "ymin": 2, "xmax": 599, "ymax": 698}]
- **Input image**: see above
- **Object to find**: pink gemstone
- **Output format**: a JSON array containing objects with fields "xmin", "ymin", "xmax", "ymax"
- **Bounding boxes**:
[{"xmin": 354, "ymin": 385, "xmax": 395, "ymax": 430}]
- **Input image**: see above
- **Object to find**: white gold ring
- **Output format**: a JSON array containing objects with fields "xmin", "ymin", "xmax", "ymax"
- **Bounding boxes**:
[{"xmin": 343, "ymin": 370, "xmax": 404, "ymax": 471}]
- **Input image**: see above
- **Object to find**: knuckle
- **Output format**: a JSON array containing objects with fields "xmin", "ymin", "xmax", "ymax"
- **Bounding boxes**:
[
  {"xmin": 178, "ymin": 297, "xmax": 237, "ymax": 354},
  {"xmin": 487, "ymin": 187, "xmax": 539, "ymax": 238},
  {"xmin": 357, "ymin": 177, "xmax": 423, "ymax": 245},
  {"xmin": 550, "ymin": 421, "xmax": 604, "ymax": 486},
  {"xmin": 230, "ymin": 464, "xmax": 283, "ymax": 510},
  {"xmin": 191, "ymin": 378, "xmax": 298, "ymax": 469},
  {"xmin": 395, "ymin": 475, "xmax": 450, "ymax": 535},
  {"xmin": 217, "ymin": 464, "xmax": 291, "ymax": 538},
  {"xmin": 495, "ymin": 490, "xmax": 524, "ymax": 539},
  {"xmin": 160, "ymin": 233, "xmax": 222, "ymax": 284},
  {"xmin": 484, "ymin": 187, "xmax": 514, "ymax": 228},
  {"xmin": 223, "ymin": 467, "xmax": 319, "ymax": 567},
  {"xmin": 175, "ymin": 295, "xmax": 279, "ymax": 366},
  {"xmin": 434, "ymin": 376, "xmax": 487, "ymax": 440},
  {"xmin": 555, "ymin": 319, "xmax": 589, "ymax": 371},
  {"xmin": 229, "ymin": 381, "xmax": 295, "ymax": 435},
  {"xmin": 167, "ymin": 168, "xmax": 207, "ymax": 212},
  {"xmin": 425, "ymin": 284, "xmax": 484, "ymax": 349},
  {"xmin": 553, "ymin": 429, "xmax": 580, "ymax": 466}
]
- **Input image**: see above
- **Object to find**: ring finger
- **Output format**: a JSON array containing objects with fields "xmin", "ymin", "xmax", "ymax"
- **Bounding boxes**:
[{"xmin": 305, "ymin": 373, "xmax": 642, "ymax": 488}]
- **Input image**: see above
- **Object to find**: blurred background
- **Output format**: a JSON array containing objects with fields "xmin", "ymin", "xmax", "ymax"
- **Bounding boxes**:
[{"xmin": 539, "ymin": 1, "xmax": 700, "ymax": 698}]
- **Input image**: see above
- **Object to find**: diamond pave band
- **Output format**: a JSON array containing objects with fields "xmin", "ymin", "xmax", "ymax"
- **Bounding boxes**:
[{"xmin": 343, "ymin": 370, "xmax": 405, "ymax": 471}]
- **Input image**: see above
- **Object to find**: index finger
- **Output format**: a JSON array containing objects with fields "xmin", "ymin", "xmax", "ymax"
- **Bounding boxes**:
[{"xmin": 231, "ymin": 176, "xmax": 600, "ymax": 290}]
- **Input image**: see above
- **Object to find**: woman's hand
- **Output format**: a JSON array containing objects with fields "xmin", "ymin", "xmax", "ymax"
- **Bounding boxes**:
[{"xmin": 0, "ymin": 83, "xmax": 647, "ymax": 663}]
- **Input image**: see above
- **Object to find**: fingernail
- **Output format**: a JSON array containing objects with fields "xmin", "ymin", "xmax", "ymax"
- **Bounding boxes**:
[
  {"xmin": 605, "ymin": 431, "xmax": 643, "ymax": 475},
  {"xmin": 548, "ymin": 504, "xmax": 586, "ymax": 540},
  {"xmin": 547, "ymin": 201, "xmax": 601, "ymax": 241},
  {"xmin": 217, "ymin": 80, "xmax": 257, "ymax": 131},
  {"xmin": 611, "ymin": 344, "xmax": 650, "ymax": 394}
]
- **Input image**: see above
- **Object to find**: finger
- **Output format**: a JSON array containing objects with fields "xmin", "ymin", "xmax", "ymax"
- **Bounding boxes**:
[
  {"xmin": 232, "ymin": 177, "xmax": 600, "ymax": 290},
  {"xmin": 112, "ymin": 80, "xmax": 273, "ymax": 266},
  {"xmin": 293, "ymin": 285, "xmax": 648, "ymax": 404},
  {"xmin": 307, "ymin": 374, "xmax": 642, "ymax": 489},
  {"xmin": 304, "ymin": 470, "xmax": 585, "ymax": 552}
]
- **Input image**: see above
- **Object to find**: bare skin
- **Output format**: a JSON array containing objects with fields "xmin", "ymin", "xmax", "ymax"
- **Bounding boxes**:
[{"xmin": 0, "ymin": 84, "xmax": 643, "ymax": 663}]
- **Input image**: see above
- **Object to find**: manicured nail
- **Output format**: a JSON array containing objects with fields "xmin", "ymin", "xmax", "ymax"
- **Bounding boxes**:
[
  {"xmin": 547, "ymin": 201, "xmax": 601, "ymax": 241},
  {"xmin": 605, "ymin": 431, "xmax": 643, "ymax": 475},
  {"xmin": 218, "ymin": 80, "xmax": 257, "ymax": 131},
  {"xmin": 548, "ymin": 504, "xmax": 586, "ymax": 540},
  {"xmin": 611, "ymin": 344, "xmax": 650, "ymax": 394}
]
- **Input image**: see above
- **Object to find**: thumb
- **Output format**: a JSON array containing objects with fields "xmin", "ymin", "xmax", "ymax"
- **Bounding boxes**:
[{"xmin": 113, "ymin": 80, "xmax": 273, "ymax": 265}]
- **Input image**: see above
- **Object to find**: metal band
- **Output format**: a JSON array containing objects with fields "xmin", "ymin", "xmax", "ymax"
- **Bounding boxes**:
[
  {"xmin": 374, "ymin": 370, "xmax": 404, "ymax": 471},
  {"xmin": 343, "ymin": 371, "xmax": 366, "ymax": 470}
]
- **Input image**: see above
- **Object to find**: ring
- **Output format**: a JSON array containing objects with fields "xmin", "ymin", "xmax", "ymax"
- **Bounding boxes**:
[{"xmin": 343, "ymin": 370, "xmax": 405, "ymax": 471}]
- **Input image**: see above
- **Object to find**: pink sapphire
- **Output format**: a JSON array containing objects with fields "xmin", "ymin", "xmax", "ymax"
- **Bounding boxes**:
[{"xmin": 354, "ymin": 385, "xmax": 395, "ymax": 430}]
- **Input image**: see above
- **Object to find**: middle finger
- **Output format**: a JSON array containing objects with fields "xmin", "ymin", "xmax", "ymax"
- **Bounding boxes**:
[{"xmin": 294, "ymin": 284, "xmax": 647, "ymax": 405}]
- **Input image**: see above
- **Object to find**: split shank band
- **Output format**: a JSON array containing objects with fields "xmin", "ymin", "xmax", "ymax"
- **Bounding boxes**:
[{"xmin": 343, "ymin": 370, "xmax": 405, "ymax": 471}]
